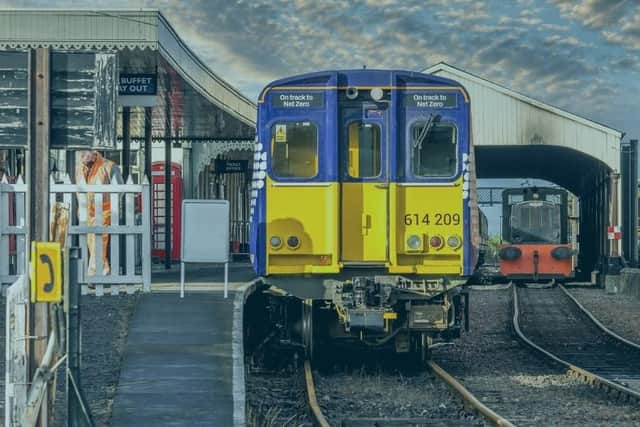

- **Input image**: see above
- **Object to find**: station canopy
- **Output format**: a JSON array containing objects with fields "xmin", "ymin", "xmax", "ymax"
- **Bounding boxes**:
[{"xmin": 0, "ymin": 9, "xmax": 256, "ymax": 147}]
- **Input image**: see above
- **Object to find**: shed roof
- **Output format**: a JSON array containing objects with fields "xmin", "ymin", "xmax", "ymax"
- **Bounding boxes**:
[{"xmin": 424, "ymin": 62, "xmax": 622, "ymax": 138}]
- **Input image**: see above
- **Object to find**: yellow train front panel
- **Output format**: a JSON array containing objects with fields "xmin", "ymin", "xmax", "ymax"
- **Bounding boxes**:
[
  {"xmin": 389, "ymin": 179, "xmax": 464, "ymax": 275},
  {"xmin": 266, "ymin": 178, "xmax": 340, "ymax": 274}
]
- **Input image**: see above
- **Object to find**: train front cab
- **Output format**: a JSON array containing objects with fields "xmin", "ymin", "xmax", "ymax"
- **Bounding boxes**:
[{"xmin": 251, "ymin": 70, "xmax": 478, "ymax": 357}]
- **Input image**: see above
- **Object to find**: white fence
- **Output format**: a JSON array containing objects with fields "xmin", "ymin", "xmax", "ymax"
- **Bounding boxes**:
[
  {"xmin": 0, "ymin": 173, "xmax": 151, "ymax": 294},
  {"xmin": 4, "ymin": 275, "xmax": 28, "ymax": 427}
]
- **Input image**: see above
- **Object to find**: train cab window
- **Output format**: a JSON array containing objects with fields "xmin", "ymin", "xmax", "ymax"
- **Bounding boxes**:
[
  {"xmin": 411, "ymin": 122, "xmax": 457, "ymax": 177},
  {"xmin": 510, "ymin": 201, "xmax": 561, "ymax": 243},
  {"xmin": 347, "ymin": 122, "xmax": 381, "ymax": 178},
  {"xmin": 270, "ymin": 122, "xmax": 318, "ymax": 178}
]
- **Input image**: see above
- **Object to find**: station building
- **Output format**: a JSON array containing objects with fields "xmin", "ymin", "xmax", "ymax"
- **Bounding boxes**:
[{"xmin": 0, "ymin": 9, "xmax": 256, "ymax": 270}]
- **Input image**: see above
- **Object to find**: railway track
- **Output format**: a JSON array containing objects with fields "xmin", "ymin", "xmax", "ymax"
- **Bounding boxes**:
[
  {"xmin": 513, "ymin": 284, "xmax": 640, "ymax": 401},
  {"xmin": 303, "ymin": 358, "xmax": 512, "ymax": 426},
  {"xmin": 430, "ymin": 285, "xmax": 640, "ymax": 426}
]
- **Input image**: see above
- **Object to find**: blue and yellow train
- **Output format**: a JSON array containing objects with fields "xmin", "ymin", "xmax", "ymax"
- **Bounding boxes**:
[{"xmin": 249, "ymin": 69, "xmax": 485, "ymax": 359}]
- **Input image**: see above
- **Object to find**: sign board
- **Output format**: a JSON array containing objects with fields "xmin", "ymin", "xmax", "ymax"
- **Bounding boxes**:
[
  {"xmin": 271, "ymin": 91, "xmax": 324, "ymax": 108},
  {"xmin": 181, "ymin": 200, "xmax": 230, "ymax": 298},
  {"xmin": 30, "ymin": 241, "xmax": 62, "ymax": 303},
  {"xmin": 215, "ymin": 159, "xmax": 248, "ymax": 174},
  {"xmin": 405, "ymin": 92, "xmax": 458, "ymax": 109},
  {"xmin": 181, "ymin": 200, "xmax": 229, "ymax": 263},
  {"xmin": 118, "ymin": 73, "xmax": 158, "ymax": 107},
  {"xmin": 275, "ymin": 124, "xmax": 287, "ymax": 142}
]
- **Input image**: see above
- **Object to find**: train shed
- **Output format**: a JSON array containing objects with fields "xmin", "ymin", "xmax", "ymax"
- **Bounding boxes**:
[{"xmin": 425, "ymin": 63, "xmax": 625, "ymax": 280}]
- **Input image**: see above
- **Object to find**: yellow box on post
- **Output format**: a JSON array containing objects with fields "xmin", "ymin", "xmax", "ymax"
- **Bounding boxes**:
[{"xmin": 30, "ymin": 241, "xmax": 62, "ymax": 303}]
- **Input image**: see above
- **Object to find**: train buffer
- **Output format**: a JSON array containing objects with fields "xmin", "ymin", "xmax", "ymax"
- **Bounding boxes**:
[{"xmin": 111, "ymin": 264, "xmax": 257, "ymax": 426}]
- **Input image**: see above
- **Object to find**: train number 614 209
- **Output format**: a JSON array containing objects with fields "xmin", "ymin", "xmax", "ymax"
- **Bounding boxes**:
[{"xmin": 404, "ymin": 213, "xmax": 460, "ymax": 226}]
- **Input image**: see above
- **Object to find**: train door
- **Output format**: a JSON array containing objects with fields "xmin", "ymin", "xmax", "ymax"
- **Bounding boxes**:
[{"xmin": 340, "ymin": 106, "xmax": 389, "ymax": 263}]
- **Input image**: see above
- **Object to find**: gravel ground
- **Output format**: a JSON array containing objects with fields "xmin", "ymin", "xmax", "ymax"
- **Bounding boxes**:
[
  {"xmin": 568, "ymin": 287, "xmax": 640, "ymax": 343},
  {"xmin": 53, "ymin": 294, "xmax": 139, "ymax": 426},
  {"xmin": 246, "ymin": 366, "xmax": 311, "ymax": 426},
  {"xmin": 0, "ymin": 293, "xmax": 138, "ymax": 426},
  {"xmin": 432, "ymin": 286, "xmax": 640, "ymax": 426},
  {"xmin": 314, "ymin": 365, "xmax": 481, "ymax": 426}
]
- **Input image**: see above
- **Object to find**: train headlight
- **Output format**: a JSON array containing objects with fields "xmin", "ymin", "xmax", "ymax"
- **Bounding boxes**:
[
  {"xmin": 287, "ymin": 235, "xmax": 300, "ymax": 249},
  {"xmin": 269, "ymin": 236, "xmax": 282, "ymax": 249},
  {"xmin": 406, "ymin": 234, "xmax": 422, "ymax": 250},
  {"xmin": 551, "ymin": 246, "xmax": 573, "ymax": 260},
  {"xmin": 447, "ymin": 235, "xmax": 461, "ymax": 249},
  {"xmin": 429, "ymin": 235, "xmax": 444, "ymax": 249},
  {"xmin": 499, "ymin": 246, "xmax": 522, "ymax": 260}
]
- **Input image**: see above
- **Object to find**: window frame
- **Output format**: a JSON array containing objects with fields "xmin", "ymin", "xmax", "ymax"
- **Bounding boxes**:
[
  {"xmin": 344, "ymin": 119, "xmax": 383, "ymax": 180},
  {"xmin": 268, "ymin": 120, "xmax": 320, "ymax": 180},
  {"xmin": 408, "ymin": 120, "xmax": 459, "ymax": 180}
]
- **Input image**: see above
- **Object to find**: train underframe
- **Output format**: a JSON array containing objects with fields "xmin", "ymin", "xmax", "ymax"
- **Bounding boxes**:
[{"xmin": 261, "ymin": 274, "xmax": 469, "ymax": 362}]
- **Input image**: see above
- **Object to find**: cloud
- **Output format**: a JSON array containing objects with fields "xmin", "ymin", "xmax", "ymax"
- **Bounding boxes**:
[{"xmin": 550, "ymin": 0, "xmax": 629, "ymax": 29}]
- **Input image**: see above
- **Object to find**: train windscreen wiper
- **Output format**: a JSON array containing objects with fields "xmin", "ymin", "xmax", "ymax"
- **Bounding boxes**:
[{"xmin": 413, "ymin": 114, "xmax": 440, "ymax": 150}]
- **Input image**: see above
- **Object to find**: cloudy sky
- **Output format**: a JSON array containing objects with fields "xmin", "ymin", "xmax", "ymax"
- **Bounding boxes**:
[{"xmin": 3, "ymin": 0, "xmax": 639, "ymax": 142}]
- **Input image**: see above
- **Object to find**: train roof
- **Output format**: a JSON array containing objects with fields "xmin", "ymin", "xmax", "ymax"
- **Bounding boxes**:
[{"xmin": 258, "ymin": 69, "xmax": 465, "ymax": 102}]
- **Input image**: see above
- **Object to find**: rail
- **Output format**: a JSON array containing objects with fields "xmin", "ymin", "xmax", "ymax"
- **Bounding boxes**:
[
  {"xmin": 512, "ymin": 286, "xmax": 640, "ymax": 401},
  {"xmin": 304, "ymin": 360, "xmax": 330, "ymax": 427},
  {"xmin": 427, "ymin": 360, "xmax": 515, "ymax": 427}
]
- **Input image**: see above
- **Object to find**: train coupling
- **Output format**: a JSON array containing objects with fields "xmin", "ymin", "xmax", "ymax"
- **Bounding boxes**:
[{"xmin": 329, "ymin": 276, "xmax": 462, "ymax": 335}]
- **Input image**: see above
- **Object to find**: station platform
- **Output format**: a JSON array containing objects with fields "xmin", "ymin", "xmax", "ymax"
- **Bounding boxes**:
[{"xmin": 111, "ymin": 264, "xmax": 258, "ymax": 426}]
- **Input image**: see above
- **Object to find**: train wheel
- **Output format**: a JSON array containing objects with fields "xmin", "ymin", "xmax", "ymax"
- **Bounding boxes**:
[{"xmin": 302, "ymin": 299, "xmax": 314, "ymax": 361}]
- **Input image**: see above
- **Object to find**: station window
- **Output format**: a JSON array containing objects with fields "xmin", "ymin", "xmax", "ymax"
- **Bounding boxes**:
[
  {"xmin": 347, "ymin": 122, "xmax": 381, "ymax": 178},
  {"xmin": 411, "ymin": 122, "xmax": 457, "ymax": 177},
  {"xmin": 270, "ymin": 122, "xmax": 318, "ymax": 178}
]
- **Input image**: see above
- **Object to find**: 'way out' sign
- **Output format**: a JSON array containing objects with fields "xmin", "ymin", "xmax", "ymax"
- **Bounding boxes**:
[{"xmin": 118, "ymin": 73, "xmax": 158, "ymax": 107}]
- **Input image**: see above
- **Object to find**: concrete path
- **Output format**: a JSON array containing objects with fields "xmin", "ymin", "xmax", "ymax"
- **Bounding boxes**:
[{"xmin": 110, "ymin": 292, "xmax": 239, "ymax": 426}]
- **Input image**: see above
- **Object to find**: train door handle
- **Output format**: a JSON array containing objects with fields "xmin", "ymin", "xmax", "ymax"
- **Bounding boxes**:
[
  {"xmin": 375, "ymin": 183, "xmax": 389, "ymax": 189},
  {"xmin": 361, "ymin": 213, "xmax": 371, "ymax": 235}
]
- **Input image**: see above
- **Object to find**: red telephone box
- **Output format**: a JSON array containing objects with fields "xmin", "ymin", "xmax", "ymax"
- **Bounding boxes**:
[{"xmin": 151, "ymin": 162, "xmax": 182, "ymax": 261}]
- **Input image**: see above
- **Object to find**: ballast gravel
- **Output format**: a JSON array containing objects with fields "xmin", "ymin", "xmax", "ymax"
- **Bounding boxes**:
[
  {"xmin": 432, "ymin": 286, "xmax": 640, "ymax": 426},
  {"xmin": 567, "ymin": 287, "xmax": 640, "ymax": 344}
]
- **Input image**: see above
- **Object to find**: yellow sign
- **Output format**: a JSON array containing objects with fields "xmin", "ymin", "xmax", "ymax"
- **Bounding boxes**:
[
  {"xmin": 30, "ymin": 241, "xmax": 62, "ymax": 303},
  {"xmin": 275, "ymin": 124, "xmax": 287, "ymax": 143}
]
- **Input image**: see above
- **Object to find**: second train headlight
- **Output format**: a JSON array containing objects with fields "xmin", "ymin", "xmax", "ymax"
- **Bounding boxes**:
[
  {"xmin": 407, "ymin": 234, "xmax": 422, "ymax": 250},
  {"xmin": 287, "ymin": 235, "xmax": 300, "ymax": 249},
  {"xmin": 447, "ymin": 235, "xmax": 461, "ymax": 249}
]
